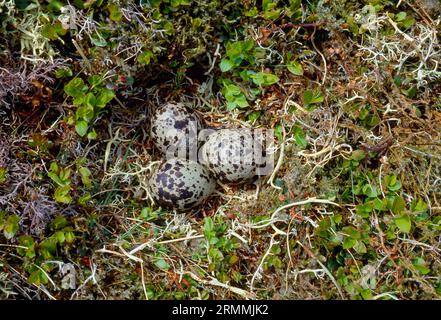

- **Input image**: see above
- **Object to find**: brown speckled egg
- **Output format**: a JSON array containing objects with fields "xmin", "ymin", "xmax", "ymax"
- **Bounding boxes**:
[
  {"xmin": 199, "ymin": 129, "xmax": 257, "ymax": 183},
  {"xmin": 150, "ymin": 102, "xmax": 201, "ymax": 159},
  {"xmin": 149, "ymin": 159, "xmax": 216, "ymax": 211}
]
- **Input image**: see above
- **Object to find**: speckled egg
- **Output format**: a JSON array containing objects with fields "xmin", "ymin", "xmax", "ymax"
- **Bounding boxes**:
[
  {"xmin": 150, "ymin": 102, "xmax": 201, "ymax": 159},
  {"xmin": 149, "ymin": 159, "xmax": 216, "ymax": 211},
  {"xmin": 199, "ymin": 129, "xmax": 257, "ymax": 183}
]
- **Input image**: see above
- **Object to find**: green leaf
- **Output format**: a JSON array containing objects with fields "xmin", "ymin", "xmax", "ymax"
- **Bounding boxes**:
[
  {"xmin": 54, "ymin": 185, "xmax": 72, "ymax": 204},
  {"xmin": 223, "ymin": 84, "xmax": 241, "ymax": 97},
  {"xmin": 28, "ymin": 269, "xmax": 48, "ymax": 286},
  {"xmin": 48, "ymin": 172, "xmax": 64, "ymax": 187},
  {"xmin": 391, "ymin": 196, "xmax": 406, "ymax": 214},
  {"xmin": 204, "ymin": 217, "xmax": 214, "ymax": 235},
  {"xmin": 303, "ymin": 89, "xmax": 324, "ymax": 106},
  {"xmin": 223, "ymin": 82, "xmax": 249, "ymax": 110},
  {"xmin": 262, "ymin": 0, "xmax": 276, "ymax": 11},
  {"xmin": 220, "ymin": 58, "xmax": 235, "ymax": 72},
  {"xmin": 343, "ymin": 237, "xmax": 356, "ymax": 249},
  {"xmin": 85, "ymin": 92, "xmax": 96, "ymax": 108},
  {"xmin": 394, "ymin": 76, "xmax": 403, "ymax": 86},
  {"xmin": 48, "ymin": 0, "xmax": 64, "ymax": 12},
  {"xmin": 263, "ymin": 0, "xmax": 281, "ymax": 20},
  {"xmin": 251, "ymin": 72, "xmax": 279, "ymax": 86},
  {"xmin": 107, "ymin": 3, "xmax": 123, "ymax": 21},
  {"xmin": 0, "ymin": 211, "xmax": 7, "ymax": 231},
  {"xmin": 88, "ymin": 75, "xmax": 103, "ymax": 88},
  {"xmin": 41, "ymin": 24, "xmax": 59, "ymax": 40},
  {"xmin": 96, "ymin": 88, "xmax": 115, "ymax": 108},
  {"xmin": 76, "ymin": 104, "xmax": 94, "ymax": 122},
  {"xmin": 64, "ymin": 78, "xmax": 88, "ymax": 98},
  {"xmin": 410, "ymin": 198, "xmax": 428, "ymax": 213},
  {"xmin": 263, "ymin": 73, "xmax": 279, "ymax": 86},
  {"xmin": 351, "ymin": 150, "xmax": 366, "ymax": 161},
  {"xmin": 226, "ymin": 101, "xmax": 237, "ymax": 111},
  {"xmin": 235, "ymin": 94, "xmax": 249, "ymax": 108},
  {"xmin": 342, "ymin": 226, "xmax": 361, "ymax": 239},
  {"xmin": 138, "ymin": 50, "xmax": 153, "ymax": 65},
  {"xmin": 55, "ymin": 67, "xmax": 73, "ymax": 79},
  {"xmin": 60, "ymin": 167, "xmax": 71, "ymax": 182},
  {"xmin": 171, "ymin": 0, "xmax": 191, "ymax": 7},
  {"xmin": 52, "ymin": 216, "xmax": 68, "ymax": 229},
  {"xmin": 53, "ymin": 21, "xmax": 67, "ymax": 36},
  {"xmin": 78, "ymin": 193, "xmax": 92, "ymax": 206},
  {"xmin": 225, "ymin": 40, "xmax": 253, "ymax": 62},
  {"xmin": 293, "ymin": 126, "xmax": 308, "ymax": 149},
  {"xmin": 0, "ymin": 167, "xmax": 6, "ymax": 184},
  {"xmin": 373, "ymin": 198, "xmax": 387, "ymax": 211},
  {"xmin": 53, "ymin": 230, "xmax": 65, "ymax": 244},
  {"xmin": 239, "ymin": 70, "xmax": 256, "ymax": 82},
  {"xmin": 73, "ymin": 95, "xmax": 85, "ymax": 106},
  {"xmin": 274, "ymin": 124, "xmax": 283, "ymax": 142},
  {"xmin": 79, "ymin": 167, "xmax": 92, "ymax": 188},
  {"xmin": 75, "ymin": 120, "xmax": 88, "ymax": 137},
  {"xmin": 385, "ymin": 175, "xmax": 402, "ymax": 191},
  {"xmin": 401, "ymin": 17, "xmax": 415, "ymax": 29},
  {"xmin": 90, "ymin": 33, "xmax": 108, "ymax": 47},
  {"xmin": 353, "ymin": 240, "xmax": 367, "ymax": 254},
  {"xmin": 49, "ymin": 162, "xmax": 59, "ymax": 173},
  {"xmin": 362, "ymin": 184, "xmax": 378, "ymax": 198},
  {"xmin": 17, "ymin": 235, "xmax": 35, "ymax": 258},
  {"xmin": 412, "ymin": 257, "xmax": 430, "ymax": 275},
  {"xmin": 395, "ymin": 214, "xmax": 411, "ymax": 233},
  {"xmin": 303, "ymin": 90, "xmax": 312, "ymax": 105},
  {"xmin": 39, "ymin": 239, "xmax": 57, "ymax": 259},
  {"xmin": 228, "ymin": 255, "xmax": 239, "ymax": 265},
  {"xmin": 4, "ymin": 214, "xmax": 20, "ymax": 239},
  {"xmin": 15, "ymin": 0, "xmax": 32, "ymax": 10},
  {"xmin": 155, "ymin": 258, "xmax": 170, "ymax": 270},
  {"xmin": 395, "ymin": 12, "xmax": 407, "ymax": 21},
  {"xmin": 64, "ymin": 230, "xmax": 75, "ymax": 243},
  {"xmin": 87, "ymin": 129, "xmax": 98, "ymax": 140},
  {"xmin": 209, "ymin": 247, "xmax": 224, "ymax": 260},
  {"xmin": 333, "ymin": 214, "xmax": 342, "ymax": 224},
  {"xmin": 356, "ymin": 203, "xmax": 372, "ymax": 218},
  {"xmin": 247, "ymin": 111, "xmax": 261, "ymax": 122},
  {"xmin": 245, "ymin": 7, "xmax": 259, "ymax": 17},
  {"xmin": 403, "ymin": 86, "xmax": 417, "ymax": 98},
  {"xmin": 287, "ymin": 60, "xmax": 303, "ymax": 76}
]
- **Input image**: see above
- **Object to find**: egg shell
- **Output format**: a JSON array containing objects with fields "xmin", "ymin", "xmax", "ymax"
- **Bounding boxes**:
[
  {"xmin": 199, "ymin": 129, "xmax": 257, "ymax": 183},
  {"xmin": 150, "ymin": 102, "xmax": 201, "ymax": 159},
  {"xmin": 149, "ymin": 158, "xmax": 216, "ymax": 211}
]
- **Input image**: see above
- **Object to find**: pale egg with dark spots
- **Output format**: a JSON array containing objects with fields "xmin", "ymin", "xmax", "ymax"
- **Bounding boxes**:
[
  {"xmin": 149, "ymin": 159, "xmax": 216, "ymax": 211},
  {"xmin": 150, "ymin": 102, "xmax": 201, "ymax": 159},
  {"xmin": 199, "ymin": 129, "xmax": 257, "ymax": 183}
]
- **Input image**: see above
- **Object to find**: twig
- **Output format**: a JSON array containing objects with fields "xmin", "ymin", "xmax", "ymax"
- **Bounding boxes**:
[
  {"xmin": 140, "ymin": 262, "xmax": 149, "ymax": 300},
  {"xmin": 296, "ymin": 241, "xmax": 345, "ymax": 299},
  {"xmin": 245, "ymin": 197, "xmax": 340, "ymax": 231},
  {"xmin": 70, "ymin": 262, "xmax": 98, "ymax": 299},
  {"xmin": 72, "ymin": 39, "xmax": 92, "ymax": 73},
  {"xmin": 205, "ymin": 43, "xmax": 221, "ymax": 75},
  {"xmin": 250, "ymin": 233, "xmax": 279, "ymax": 292},
  {"xmin": 267, "ymin": 125, "xmax": 285, "ymax": 190},
  {"xmin": 397, "ymin": 237, "xmax": 441, "ymax": 253},
  {"xmin": 129, "ymin": 234, "xmax": 205, "ymax": 255},
  {"xmin": 184, "ymin": 271, "xmax": 255, "ymax": 299},
  {"xmin": 310, "ymin": 26, "xmax": 327, "ymax": 85}
]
